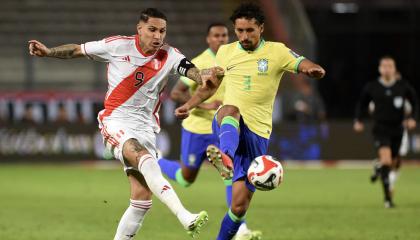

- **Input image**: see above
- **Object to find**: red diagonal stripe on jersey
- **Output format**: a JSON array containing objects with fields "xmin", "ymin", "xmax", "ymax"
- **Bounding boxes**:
[
  {"xmin": 257, "ymin": 156, "xmax": 278, "ymax": 176},
  {"xmin": 152, "ymin": 88, "xmax": 165, "ymax": 127},
  {"xmin": 99, "ymin": 49, "xmax": 168, "ymax": 121}
]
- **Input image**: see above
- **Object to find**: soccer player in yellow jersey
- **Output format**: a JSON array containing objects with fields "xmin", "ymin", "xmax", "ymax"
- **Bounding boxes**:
[
  {"xmin": 159, "ymin": 22, "xmax": 260, "ymax": 239},
  {"xmin": 175, "ymin": 3, "xmax": 325, "ymax": 240}
]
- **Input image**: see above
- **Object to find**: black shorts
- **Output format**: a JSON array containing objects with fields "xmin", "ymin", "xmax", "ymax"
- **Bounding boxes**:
[{"xmin": 373, "ymin": 134, "xmax": 403, "ymax": 158}]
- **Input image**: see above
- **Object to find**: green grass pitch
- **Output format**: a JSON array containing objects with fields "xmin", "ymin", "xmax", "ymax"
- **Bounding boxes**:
[{"xmin": 0, "ymin": 164, "xmax": 419, "ymax": 240}]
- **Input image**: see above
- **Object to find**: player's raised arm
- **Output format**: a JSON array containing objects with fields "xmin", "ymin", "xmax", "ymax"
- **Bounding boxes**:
[
  {"xmin": 28, "ymin": 40, "xmax": 84, "ymax": 59},
  {"xmin": 172, "ymin": 77, "xmax": 222, "ymax": 110},
  {"xmin": 174, "ymin": 67, "xmax": 224, "ymax": 119},
  {"xmin": 298, "ymin": 59, "xmax": 326, "ymax": 79}
]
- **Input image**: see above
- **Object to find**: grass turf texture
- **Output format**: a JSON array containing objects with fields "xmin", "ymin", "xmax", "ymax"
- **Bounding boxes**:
[{"xmin": 0, "ymin": 164, "xmax": 419, "ymax": 240}]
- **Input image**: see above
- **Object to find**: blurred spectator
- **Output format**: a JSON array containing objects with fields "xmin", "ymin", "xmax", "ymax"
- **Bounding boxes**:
[
  {"xmin": 277, "ymin": 77, "xmax": 328, "ymax": 160},
  {"xmin": 0, "ymin": 99, "xmax": 8, "ymax": 123},
  {"xmin": 56, "ymin": 102, "xmax": 69, "ymax": 123},
  {"xmin": 0, "ymin": 93, "xmax": 103, "ymax": 125},
  {"xmin": 21, "ymin": 103, "xmax": 35, "ymax": 124},
  {"xmin": 290, "ymin": 78, "xmax": 326, "ymax": 122}
]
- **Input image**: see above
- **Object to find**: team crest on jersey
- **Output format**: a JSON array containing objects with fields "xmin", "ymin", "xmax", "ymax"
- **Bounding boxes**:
[
  {"xmin": 152, "ymin": 59, "xmax": 161, "ymax": 70},
  {"xmin": 257, "ymin": 59, "xmax": 269, "ymax": 74},
  {"xmin": 393, "ymin": 96, "xmax": 403, "ymax": 108}
]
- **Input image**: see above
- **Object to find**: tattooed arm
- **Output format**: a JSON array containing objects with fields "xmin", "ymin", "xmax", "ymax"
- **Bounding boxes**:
[
  {"xmin": 28, "ymin": 40, "xmax": 84, "ymax": 59},
  {"xmin": 185, "ymin": 67, "xmax": 204, "ymax": 85},
  {"xmin": 175, "ymin": 67, "xmax": 224, "ymax": 119}
]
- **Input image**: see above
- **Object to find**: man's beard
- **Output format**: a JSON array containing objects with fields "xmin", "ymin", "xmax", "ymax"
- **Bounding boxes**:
[{"xmin": 240, "ymin": 41, "xmax": 255, "ymax": 51}]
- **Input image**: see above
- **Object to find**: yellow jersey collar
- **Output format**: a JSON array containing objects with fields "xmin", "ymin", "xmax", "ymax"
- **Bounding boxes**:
[
  {"xmin": 206, "ymin": 48, "xmax": 217, "ymax": 58},
  {"xmin": 237, "ymin": 39, "xmax": 265, "ymax": 52}
]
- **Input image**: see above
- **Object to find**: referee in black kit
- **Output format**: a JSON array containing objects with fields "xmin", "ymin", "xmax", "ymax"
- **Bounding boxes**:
[{"xmin": 354, "ymin": 56, "xmax": 418, "ymax": 208}]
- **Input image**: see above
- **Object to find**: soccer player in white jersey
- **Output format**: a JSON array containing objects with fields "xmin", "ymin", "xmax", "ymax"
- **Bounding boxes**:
[{"xmin": 28, "ymin": 8, "xmax": 222, "ymax": 240}]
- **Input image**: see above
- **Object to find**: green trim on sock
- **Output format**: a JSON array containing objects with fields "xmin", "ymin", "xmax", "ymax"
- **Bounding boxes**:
[
  {"xmin": 221, "ymin": 116, "xmax": 239, "ymax": 129},
  {"xmin": 175, "ymin": 169, "xmax": 192, "ymax": 187},
  {"xmin": 228, "ymin": 209, "xmax": 245, "ymax": 223},
  {"xmin": 224, "ymin": 179, "xmax": 232, "ymax": 186}
]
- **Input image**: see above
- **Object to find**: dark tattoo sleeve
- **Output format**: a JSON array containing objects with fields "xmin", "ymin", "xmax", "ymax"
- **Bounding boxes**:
[
  {"xmin": 47, "ymin": 44, "xmax": 81, "ymax": 59},
  {"xmin": 186, "ymin": 67, "xmax": 203, "ymax": 85}
]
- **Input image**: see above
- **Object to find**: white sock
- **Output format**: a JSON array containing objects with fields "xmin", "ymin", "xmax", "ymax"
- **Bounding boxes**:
[
  {"xmin": 389, "ymin": 170, "xmax": 399, "ymax": 190},
  {"xmin": 138, "ymin": 154, "xmax": 193, "ymax": 229},
  {"xmin": 237, "ymin": 222, "xmax": 250, "ymax": 235},
  {"xmin": 114, "ymin": 199, "xmax": 152, "ymax": 240}
]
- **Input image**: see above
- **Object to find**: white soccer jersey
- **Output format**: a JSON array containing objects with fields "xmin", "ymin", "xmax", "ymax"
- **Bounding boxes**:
[{"xmin": 81, "ymin": 35, "xmax": 187, "ymax": 133}]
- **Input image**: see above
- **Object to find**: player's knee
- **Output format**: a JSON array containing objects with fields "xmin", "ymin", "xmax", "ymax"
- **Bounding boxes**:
[
  {"xmin": 218, "ymin": 105, "xmax": 240, "ymax": 124},
  {"xmin": 380, "ymin": 156, "xmax": 392, "ymax": 166},
  {"xmin": 230, "ymin": 202, "xmax": 248, "ymax": 218},
  {"xmin": 378, "ymin": 148, "xmax": 392, "ymax": 166}
]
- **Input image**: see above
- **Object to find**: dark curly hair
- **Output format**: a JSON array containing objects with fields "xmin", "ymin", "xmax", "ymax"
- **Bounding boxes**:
[
  {"xmin": 230, "ymin": 3, "xmax": 265, "ymax": 25},
  {"xmin": 140, "ymin": 8, "xmax": 167, "ymax": 22}
]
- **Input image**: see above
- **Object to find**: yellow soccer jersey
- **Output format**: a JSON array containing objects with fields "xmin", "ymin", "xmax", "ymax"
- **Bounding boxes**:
[
  {"xmin": 180, "ymin": 48, "xmax": 225, "ymax": 134},
  {"xmin": 216, "ymin": 40, "xmax": 305, "ymax": 139}
]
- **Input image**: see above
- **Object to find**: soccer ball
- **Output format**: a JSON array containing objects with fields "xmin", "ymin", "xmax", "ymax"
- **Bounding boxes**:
[{"xmin": 247, "ymin": 155, "xmax": 284, "ymax": 191}]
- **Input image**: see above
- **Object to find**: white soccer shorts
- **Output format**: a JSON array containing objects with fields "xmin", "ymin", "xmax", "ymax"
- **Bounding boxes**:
[{"xmin": 99, "ymin": 119, "xmax": 157, "ymax": 172}]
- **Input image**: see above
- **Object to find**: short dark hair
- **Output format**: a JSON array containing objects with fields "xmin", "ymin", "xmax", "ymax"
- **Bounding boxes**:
[
  {"xmin": 207, "ymin": 22, "xmax": 228, "ymax": 34},
  {"xmin": 379, "ymin": 55, "xmax": 397, "ymax": 67},
  {"xmin": 140, "ymin": 8, "xmax": 167, "ymax": 22},
  {"xmin": 380, "ymin": 55, "xmax": 395, "ymax": 63},
  {"xmin": 230, "ymin": 3, "xmax": 265, "ymax": 25}
]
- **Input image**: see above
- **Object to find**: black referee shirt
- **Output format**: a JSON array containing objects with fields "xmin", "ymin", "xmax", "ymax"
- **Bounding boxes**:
[{"xmin": 355, "ymin": 79, "xmax": 418, "ymax": 126}]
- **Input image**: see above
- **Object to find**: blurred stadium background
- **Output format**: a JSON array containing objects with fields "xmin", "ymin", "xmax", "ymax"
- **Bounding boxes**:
[
  {"xmin": 1, "ymin": 1, "xmax": 420, "ymax": 239},
  {"xmin": 2, "ymin": 0, "xmax": 420, "ymax": 162}
]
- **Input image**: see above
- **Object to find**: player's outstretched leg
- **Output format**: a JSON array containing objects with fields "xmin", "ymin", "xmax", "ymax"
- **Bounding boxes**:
[
  {"xmin": 370, "ymin": 159, "xmax": 381, "ymax": 183},
  {"xmin": 389, "ymin": 156, "xmax": 401, "ymax": 197},
  {"xmin": 377, "ymin": 147, "xmax": 394, "ymax": 208},
  {"xmin": 224, "ymin": 179, "xmax": 261, "ymax": 240},
  {"xmin": 114, "ymin": 173, "xmax": 152, "ymax": 240},
  {"xmin": 123, "ymin": 139, "xmax": 208, "ymax": 237},
  {"xmin": 217, "ymin": 181, "xmax": 254, "ymax": 240}
]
